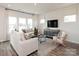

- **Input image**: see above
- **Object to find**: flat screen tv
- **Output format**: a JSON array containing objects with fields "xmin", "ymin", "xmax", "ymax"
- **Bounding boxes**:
[{"xmin": 47, "ymin": 20, "xmax": 58, "ymax": 28}]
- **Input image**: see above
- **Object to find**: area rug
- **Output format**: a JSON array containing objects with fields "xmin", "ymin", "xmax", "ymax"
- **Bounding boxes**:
[{"xmin": 48, "ymin": 42, "xmax": 79, "ymax": 56}]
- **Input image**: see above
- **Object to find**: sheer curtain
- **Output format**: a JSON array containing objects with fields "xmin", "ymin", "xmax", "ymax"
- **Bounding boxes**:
[{"xmin": 8, "ymin": 10, "xmax": 33, "ymax": 32}]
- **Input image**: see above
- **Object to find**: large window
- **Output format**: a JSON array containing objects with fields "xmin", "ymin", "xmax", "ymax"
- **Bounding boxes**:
[
  {"xmin": 9, "ymin": 16, "xmax": 17, "ymax": 33},
  {"xmin": 19, "ymin": 18, "xmax": 27, "ymax": 30},
  {"xmin": 8, "ymin": 16, "xmax": 33, "ymax": 32},
  {"xmin": 64, "ymin": 15, "xmax": 76, "ymax": 22},
  {"xmin": 28, "ymin": 18, "xmax": 33, "ymax": 29}
]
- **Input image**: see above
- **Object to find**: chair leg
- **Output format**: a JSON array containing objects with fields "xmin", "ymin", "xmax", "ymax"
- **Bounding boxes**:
[{"xmin": 58, "ymin": 43, "xmax": 66, "ymax": 47}]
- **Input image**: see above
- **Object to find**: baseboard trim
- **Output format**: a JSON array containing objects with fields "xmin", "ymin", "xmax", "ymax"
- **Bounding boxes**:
[
  {"xmin": 67, "ymin": 41, "xmax": 79, "ymax": 45},
  {"xmin": 0, "ymin": 40, "xmax": 10, "ymax": 43},
  {"xmin": 65, "ymin": 41, "xmax": 79, "ymax": 49}
]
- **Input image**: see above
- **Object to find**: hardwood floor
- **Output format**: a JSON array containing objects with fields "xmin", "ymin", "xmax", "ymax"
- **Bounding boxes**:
[
  {"xmin": 0, "ymin": 40, "xmax": 79, "ymax": 56},
  {"xmin": 0, "ymin": 41, "xmax": 17, "ymax": 56},
  {"xmin": 48, "ymin": 41, "xmax": 79, "ymax": 56}
]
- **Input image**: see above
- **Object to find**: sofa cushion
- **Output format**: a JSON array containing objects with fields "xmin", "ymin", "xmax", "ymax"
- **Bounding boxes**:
[
  {"xmin": 22, "ymin": 29, "xmax": 27, "ymax": 33},
  {"xmin": 25, "ymin": 32, "xmax": 34, "ymax": 39},
  {"xmin": 26, "ymin": 29, "xmax": 34, "ymax": 33},
  {"xmin": 11, "ymin": 31, "xmax": 22, "ymax": 42},
  {"xmin": 19, "ymin": 31, "xmax": 26, "ymax": 41}
]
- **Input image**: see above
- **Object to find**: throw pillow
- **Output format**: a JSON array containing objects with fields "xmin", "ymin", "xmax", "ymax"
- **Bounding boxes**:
[
  {"xmin": 22, "ymin": 29, "xmax": 26, "ymax": 33},
  {"xmin": 25, "ymin": 32, "xmax": 34, "ymax": 39},
  {"xmin": 19, "ymin": 31, "xmax": 26, "ymax": 41}
]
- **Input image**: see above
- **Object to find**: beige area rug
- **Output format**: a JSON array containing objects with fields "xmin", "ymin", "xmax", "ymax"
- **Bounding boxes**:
[{"xmin": 48, "ymin": 42, "xmax": 79, "ymax": 56}]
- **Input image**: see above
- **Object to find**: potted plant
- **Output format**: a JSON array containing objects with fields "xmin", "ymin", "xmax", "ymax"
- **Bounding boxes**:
[{"xmin": 34, "ymin": 27, "xmax": 38, "ymax": 36}]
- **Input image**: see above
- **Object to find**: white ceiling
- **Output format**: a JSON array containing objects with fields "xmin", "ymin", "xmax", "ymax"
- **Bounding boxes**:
[{"xmin": 0, "ymin": 3, "xmax": 74, "ymax": 14}]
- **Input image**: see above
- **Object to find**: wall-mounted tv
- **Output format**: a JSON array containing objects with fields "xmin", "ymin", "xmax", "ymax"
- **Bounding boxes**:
[{"xmin": 47, "ymin": 19, "xmax": 58, "ymax": 28}]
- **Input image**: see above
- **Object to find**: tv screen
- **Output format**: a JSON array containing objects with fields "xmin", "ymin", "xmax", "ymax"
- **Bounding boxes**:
[{"xmin": 47, "ymin": 20, "xmax": 58, "ymax": 28}]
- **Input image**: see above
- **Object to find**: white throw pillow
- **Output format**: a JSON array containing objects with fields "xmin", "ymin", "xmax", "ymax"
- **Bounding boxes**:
[{"xmin": 19, "ymin": 31, "xmax": 26, "ymax": 41}]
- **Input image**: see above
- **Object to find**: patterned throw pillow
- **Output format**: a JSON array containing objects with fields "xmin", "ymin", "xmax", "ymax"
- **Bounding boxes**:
[
  {"xmin": 24, "ymin": 32, "xmax": 34, "ymax": 39},
  {"xmin": 22, "ymin": 29, "xmax": 26, "ymax": 33}
]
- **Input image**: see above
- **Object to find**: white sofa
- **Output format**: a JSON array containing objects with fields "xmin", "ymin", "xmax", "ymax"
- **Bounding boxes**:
[{"xmin": 10, "ymin": 31, "xmax": 38, "ymax": 56}]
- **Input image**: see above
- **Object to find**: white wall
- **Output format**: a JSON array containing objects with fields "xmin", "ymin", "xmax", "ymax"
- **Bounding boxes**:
[
  {"xmin": 32, "ymin": 15, "xmax": 39, "ymax": 28},
  {"xmin": 38, "ymin": 4, "xmax": 79, "ymax": 43},
  {"xmin": 0, "ymin": 7, "xmax": 8, "ymax": 42}
]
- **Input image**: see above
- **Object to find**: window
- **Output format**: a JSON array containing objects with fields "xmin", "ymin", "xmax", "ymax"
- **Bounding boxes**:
[
  {"xmin": 9, "ymin": 16, "xmax": 17, "ymax": 33},
  {"xmin": 19, "ymin": 18, "xmax": 27, "ymax": 30},
  {"xmin": 28, "ymin": 18, "xmax": 33, "ymax": 29},
  {"xmin": 64, "ymin": 15, "xmax": 76, "ymax": 22},
  {"xmin": 40, "ymin": 19, "xmax": 45, "ymax": 24}
]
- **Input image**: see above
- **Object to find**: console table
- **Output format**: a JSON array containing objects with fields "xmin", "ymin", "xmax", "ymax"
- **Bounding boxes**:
[{"xmin": 44, "ymin": 29, "xmax": 60, "ymax": 39}]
